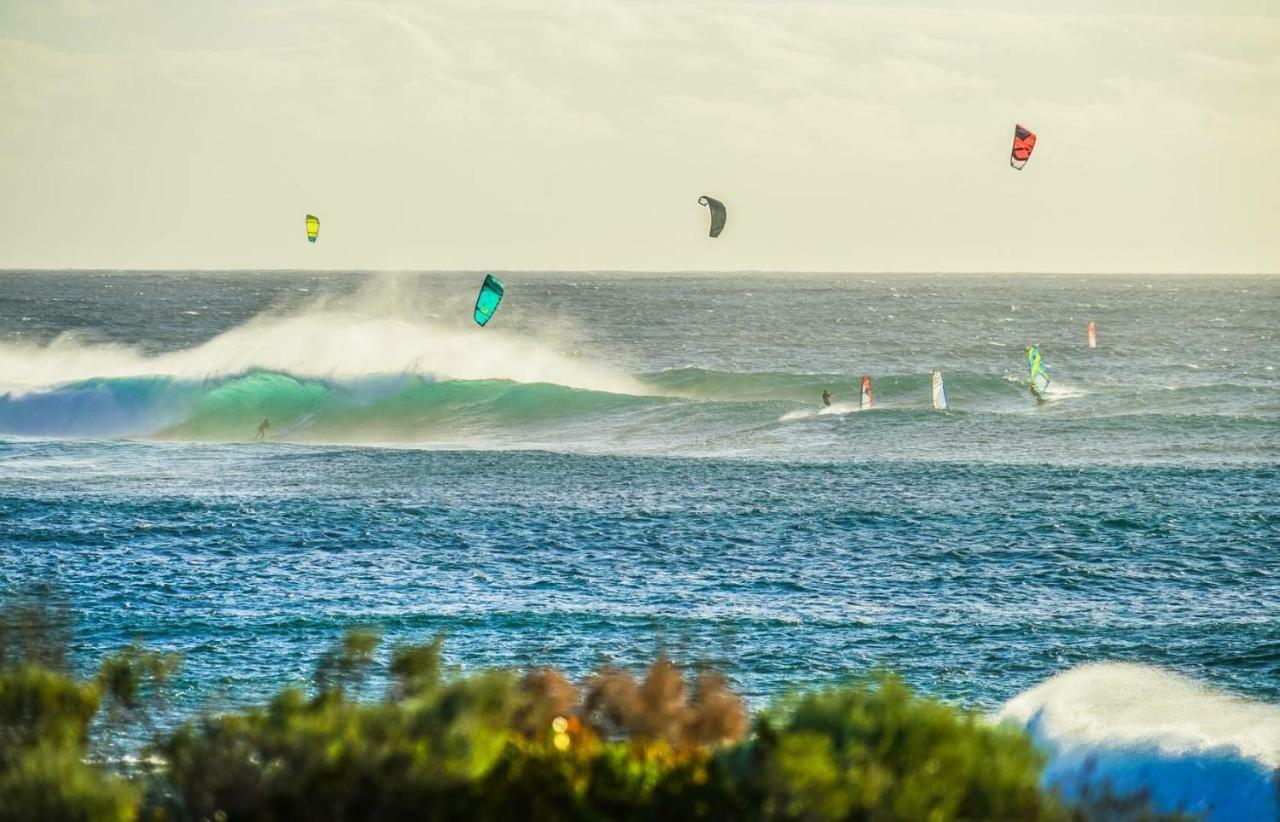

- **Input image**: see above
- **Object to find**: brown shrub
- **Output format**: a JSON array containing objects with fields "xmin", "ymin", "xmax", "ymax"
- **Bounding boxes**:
[
  {"xmin": 512, "ymin": 668, "xmax": 579, "ymax": 738},
  {"xmin": 582, "ymin": 656, "xmax": 747, "ymax": 750}
]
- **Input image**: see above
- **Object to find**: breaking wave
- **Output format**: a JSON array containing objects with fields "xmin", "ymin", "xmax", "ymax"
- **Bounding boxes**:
[
  {"xmin": 1, "ymin": 296, "xmax": 1272, "ymax": 449},
  {"xmin": 998, "ymin": 663, "xmax": 1280, "ymax": 821},
  {"xmin": 0, "ymin": 306, "xmax": 639, "ymax": 395},
  {"xmin": 0, "ymin": 370, "xmax": 663, "ymax": 441}
]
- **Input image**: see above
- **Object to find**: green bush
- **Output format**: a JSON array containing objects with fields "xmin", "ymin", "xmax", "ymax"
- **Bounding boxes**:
[
  {"xmin": 0, "ymin": 664, "xmax": 100, "ymax": 763},
  {"xmin": 0, "ymin": 665, "xmax": 139, "ymax": 822},
  {"xmin": 0, "ymin": 599, "xmax": 1199, "ymax": 822},
  {"xmin": 741, "ymin": 675, "xmax": 1053, "ymax": 821},
  {"xmin": 0, "ymin": 598, "xmax": 187, "ymax": 822},
  {"xmin": 153, "ymin": 636, "xmax": 1072, "ymax": 821},
  {"xmin": 0, "ymin": 744, "xmax": 137, "ymax": 822}
]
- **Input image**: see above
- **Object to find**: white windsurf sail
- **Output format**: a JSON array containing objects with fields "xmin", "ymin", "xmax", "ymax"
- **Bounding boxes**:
[
  {"xmin": 859, "ymin": 375, "xmax": 872, "ymax": 411},
  {"xmin": 931, "ymin": 369, "xmax": 949, "ymax": 410}
]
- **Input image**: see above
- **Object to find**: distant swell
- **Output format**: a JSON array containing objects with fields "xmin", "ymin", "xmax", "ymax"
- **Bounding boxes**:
[
  {"xmin": 641, "ymin": 366, "xmax": 1026, "ymax": 403},
  {"xmin": 0, "ymin": 371, "xmax": 661, "ymax": 441},
  {"xmin": 0, "ymin": 365, "xmax": 997, "ymax": 442},
  {"xmin": 1, "ymin": 295, "xmax": 1274, "ymax": 456},
  {"xmin": 2, "ymin": 365, "xmax": 1274, "ymax": 446}
]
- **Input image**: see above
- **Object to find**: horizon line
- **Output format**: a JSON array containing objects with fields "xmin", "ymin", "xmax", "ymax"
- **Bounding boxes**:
[{"xmin": 1, "ymin": 268, "xmax": 1276, "ymax": 277}]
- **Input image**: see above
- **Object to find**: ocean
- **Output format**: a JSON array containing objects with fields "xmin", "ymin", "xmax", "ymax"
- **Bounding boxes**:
[{"xmin": 2, "ymin": 271, "xmax": 1278, "ymax": 815}]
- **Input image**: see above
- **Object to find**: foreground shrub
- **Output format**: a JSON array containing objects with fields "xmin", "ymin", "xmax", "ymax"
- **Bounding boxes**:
[
  {"xmin": 747, "ymin": 676, "xmax": 1052, "ymax": 820},
  {"xmin": 157, "ymin": 634, "xmax": 1078, "ymax": 821},
  {"xmin": 0, "ymin": 598, "xmax": 1200, "ymax": 821},
  {"xmin": 0, "ymin": 744, "xmax": 137, "ymax": 822},
  {"xmin": 0, "ymin": 594, "xmax": 191, "ymax": 821},
  {"xmin": 0, "ymin": 621, "xmax": 141, "ymax": 821}
]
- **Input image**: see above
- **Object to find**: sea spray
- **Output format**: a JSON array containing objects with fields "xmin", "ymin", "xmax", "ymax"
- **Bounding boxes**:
[
  {"xmin": 0, "ymin": 311, "xmax": 640, "ymax": 394},
  {"xmin": 0, "ymin": 276, "xmax": 642, "ymax": 395}
]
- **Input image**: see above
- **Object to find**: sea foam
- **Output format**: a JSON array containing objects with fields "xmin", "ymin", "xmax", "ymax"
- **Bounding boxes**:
[
  {"xmin": 0, "ymin": 288, "xmax": 641, "ymax": 396},
  {"xmin": 998, "ymin": 663, "xmax": 1280, "ymax": 820}
]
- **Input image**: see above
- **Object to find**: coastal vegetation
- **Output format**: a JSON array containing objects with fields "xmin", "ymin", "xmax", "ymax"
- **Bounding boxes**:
[{"xmin": 0, "ymin": 600, "xmax": 1190, "ymax": 821}]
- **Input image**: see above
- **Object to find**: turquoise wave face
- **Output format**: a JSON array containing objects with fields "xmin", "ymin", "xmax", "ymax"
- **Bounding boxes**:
[
  {"xmin": 2, "ymin": 366, "xmax": 1275, "ymax": 464},
  {"xmin": 0, "ymin": 371, "xmax": 662, "ymax": 441}
]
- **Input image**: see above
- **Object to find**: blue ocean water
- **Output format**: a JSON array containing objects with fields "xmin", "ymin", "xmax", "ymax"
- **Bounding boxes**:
[{"xmin": 2, "ymin": 271, "xmax": 1278, "ymax": 813}]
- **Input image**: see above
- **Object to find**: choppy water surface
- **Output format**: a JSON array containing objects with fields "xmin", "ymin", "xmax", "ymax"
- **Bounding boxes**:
[{"xmin": 1, "ymin": 273, "xmax": 1277, "ymax": 741}]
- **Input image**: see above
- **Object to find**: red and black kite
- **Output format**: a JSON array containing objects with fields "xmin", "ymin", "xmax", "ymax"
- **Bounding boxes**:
[{"xmin": 1010, "ymin": 124, "xmax": 1037, "ymax": 170}]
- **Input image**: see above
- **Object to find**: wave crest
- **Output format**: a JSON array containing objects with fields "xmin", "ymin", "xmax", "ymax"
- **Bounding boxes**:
[
  {"xmin": 998, "ymin": 663, "xmax": 1280, "ymax": 821},
  {"xmin": 0, "ymin": 306, "xmax": 641, "ymax": 395}
]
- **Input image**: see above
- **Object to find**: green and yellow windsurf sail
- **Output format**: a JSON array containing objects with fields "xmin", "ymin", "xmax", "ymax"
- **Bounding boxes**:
[{"xmin": 1026, "ymin": 345, "xmax": 1051, "ymax": 395}]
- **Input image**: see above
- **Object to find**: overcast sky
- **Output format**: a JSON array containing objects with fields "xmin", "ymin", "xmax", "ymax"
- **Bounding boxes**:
[{"xmin": 1, "ymin": 0, "xmax": 1276, "ymax": 272}]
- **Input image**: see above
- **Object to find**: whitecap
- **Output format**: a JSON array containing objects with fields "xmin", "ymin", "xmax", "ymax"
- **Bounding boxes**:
[{"xmin": 997, "ymin": 663, "xmax": 1280, "ymax": 821}]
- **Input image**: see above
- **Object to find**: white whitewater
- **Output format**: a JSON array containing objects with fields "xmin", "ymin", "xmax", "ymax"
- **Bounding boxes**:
[
  {"xmin": 997, "ymin": 663, "xmax": 1280, "ymax": 821},
  {"xmin": 0, "ymin": 297, "xmax": 643, "ymax": 397}
]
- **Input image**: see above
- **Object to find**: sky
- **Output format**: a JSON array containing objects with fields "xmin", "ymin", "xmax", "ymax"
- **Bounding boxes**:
[{"xmin": 1, "ymin": 0, "xmax": 1277, "ymax": 273}]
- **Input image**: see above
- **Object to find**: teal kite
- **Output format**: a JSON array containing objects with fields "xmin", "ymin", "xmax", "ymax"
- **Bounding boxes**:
[{"xmin": 474, "ymin": 275, "xmax": 505, "ymax": 327}]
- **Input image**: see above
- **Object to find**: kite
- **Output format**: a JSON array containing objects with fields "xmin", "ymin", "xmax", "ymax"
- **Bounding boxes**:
[
  {"xmin": 306, "ymin": 214, "xmax": 320, "ymax": 243},
  {"xmin": 698, "ymin": 196, "xmax": 727, "ymax": 238},
  {"xmin": 474, "ymin": 274, "xmax": 505, "ymax": 327},
  {"xmin": 1010, "ymin": 125, "xmax": 1037, "ymax": 170}
]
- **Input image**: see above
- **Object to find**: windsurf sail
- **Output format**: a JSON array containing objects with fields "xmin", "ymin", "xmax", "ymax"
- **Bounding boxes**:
[
  {"xmin": 698, "ymin": 196, "xmax": 727, "ymax": 238},
  {"xmin": 305, "ymin": 214, "xmax": 320, "ymax": 243},
  {"xmin": 1026, "ymin": 345, "xmax": 1051, "ymax": 395},
  {"xmin": 473, "ymin": 274, "xmax": 505, "ymax": 327},
  {"xmin": 860, "ymin": 375, "xmax": 873, "ymax": 411},
  {"xmin": 1010, "ymin": 124, "xmax": 1036, "ymax": 171},
  {"xmin": 1087, "ymin": 321, "xmax": 1097, "ymax": 349},
  {"xmin": 931, "ymin": 369, "xmax": 949, "ymax": 410}
]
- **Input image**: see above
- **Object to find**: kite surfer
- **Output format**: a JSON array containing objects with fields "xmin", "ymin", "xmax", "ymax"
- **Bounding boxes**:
[
  {"xmin": 822, "ymin": 389, "xmax": 833, "ymax": 408},
  {"xmin": 254, "ymin": 418, "xmax": 271, "ymax": 440}
]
